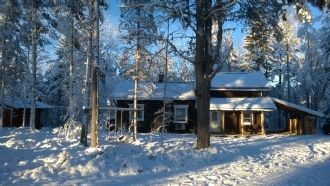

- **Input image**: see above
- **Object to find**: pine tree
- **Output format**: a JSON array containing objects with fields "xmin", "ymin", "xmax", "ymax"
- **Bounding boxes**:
[{"xmin": 0, "ymin": 0, "xmax": 22, "ymax": 128}]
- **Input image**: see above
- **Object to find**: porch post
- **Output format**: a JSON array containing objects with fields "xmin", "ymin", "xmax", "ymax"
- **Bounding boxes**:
[
  {"xmin": 221, "ymin": 111, "xmax": 225, "ymax": 134},
  {"xmin": 240, "ymin": 111, "xmax": 244, "ymax": 136},
  {"xmin": 289, "ymin": 118, "xmax": 292, "ymax": 133},
  {"xmin": 261, "ymin": 111, "xmax": 265, "ymax": 135},
  {"xmin": 114, "ymin": 110, "xmax": 117, "ymax": 132},
  {"xmin": 300, "ymin": 113, "xmax": 304, "ymax": 135},
  {"xmin": 120, "ymin": 110, "xmax": 123, "ymax": 135}
]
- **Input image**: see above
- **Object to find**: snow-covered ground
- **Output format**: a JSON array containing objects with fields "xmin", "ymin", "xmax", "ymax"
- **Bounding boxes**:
[{"xmin": 1, "ymin": 127, "xmax": 329, "ymax": 186}]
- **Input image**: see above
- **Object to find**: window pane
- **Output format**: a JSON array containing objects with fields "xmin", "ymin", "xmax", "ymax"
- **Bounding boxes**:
[
  {"xmin": 243, "ymin": 112, "xmax": 252, "ymax": 125},
  {"xmin": 176, "ymin": 108, "xmax": 186, "ymax": 120},
  {"xmin": 129, "ymin": 104, "xmax": 144, "ymax": 121},
  {"xmin": 211, "ymin": 111, "xmax": 218, "ymax": 121},
  {"xmin": 137, "ymin": 110, "xmax": 142, "ymax": 119}
]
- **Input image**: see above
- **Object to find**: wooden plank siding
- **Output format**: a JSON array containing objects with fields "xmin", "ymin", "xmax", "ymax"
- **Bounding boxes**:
[
  {"xmin": 210, "ymin": 90, "xmax": 264, "ymax": 98},
  {"xmin": 3, "ymin": 108, "xmax": 42, "ymax": 129},
  {"xmin": 116, "ymin": 100, "xmax": 197, "ymax": 133},
  {"xmin": 219, "ymin": 111, "xmax": 265, "ymax": 135},
  {"xmin": 288, "ymin": 114, "xmax": 316, "ymax": 135}
]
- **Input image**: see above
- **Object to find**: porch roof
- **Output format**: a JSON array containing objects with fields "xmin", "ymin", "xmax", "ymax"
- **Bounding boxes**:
[
  {"xmin": 271, "ymin": 97, "xmax": 325, "ymax": 117},
  {"xmin": 210, "ymin": 97, "xmax": 276, "ymax": 111}
]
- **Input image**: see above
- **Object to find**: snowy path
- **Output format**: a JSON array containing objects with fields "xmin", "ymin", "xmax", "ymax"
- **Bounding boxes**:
[{"xmin": 0, "ymin": 128, "xmax": 329, "ymax": 185}]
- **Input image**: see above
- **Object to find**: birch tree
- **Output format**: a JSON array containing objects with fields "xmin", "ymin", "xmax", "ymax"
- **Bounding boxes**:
[{"xmin": 120, "ymin": 0, "xmax": 158, "ymax": 141}]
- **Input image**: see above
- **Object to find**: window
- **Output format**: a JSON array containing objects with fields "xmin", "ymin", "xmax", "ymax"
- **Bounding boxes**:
[
  {"xmin": 129, "ymin": 104, "xmax": 144, "ymax": 121},
  {"xmin": 174, "ymin": 105, "xmax": 188, "ymax": 123},
  {"xmin": 243, "ymin": 111, "xmax": 253, "ymax": 125},
  {"xmin": 211, "ymin": 111, "xmax": 219, "ymax": 121}
]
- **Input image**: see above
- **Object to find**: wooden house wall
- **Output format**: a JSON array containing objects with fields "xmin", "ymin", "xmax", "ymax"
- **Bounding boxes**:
[
  {"xmin": 116, "ymin": 100, "xmax": 197, "ymax": 133},
  {"xmin": 2, "ymin": 108, "xmax": 42, "ymax": 129},
  {"xmin": 287, "ymin": 113, "xmax": 316, "ymax": 135},
  {"xmin": 221, "ymin": 111, "xmax": 264, "ymax": 135},
  {"xmin": 223, "ymin": 111, "xmax": 240, "ymax": 134},
  {"xmin": 210, "ymin": 91, "xmax": 264, "ymax": 98},
  {"xmin": 172, "ymin": 100, "xmax": 197, "ymax": 133}
]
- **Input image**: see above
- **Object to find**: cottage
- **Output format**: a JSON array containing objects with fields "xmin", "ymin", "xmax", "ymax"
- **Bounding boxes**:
[
  {"xmin": 110, "ymin": 71, "xmax": 324, "ymax": 135},
  {"xmin": 0, "ymin": 97, "xmax": 53, "ymax": 129}
]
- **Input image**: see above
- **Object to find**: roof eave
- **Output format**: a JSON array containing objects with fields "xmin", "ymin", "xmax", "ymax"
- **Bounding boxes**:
[{"xmin": 210, "ymin": 87, "xmax": 271, "ymax": 91}]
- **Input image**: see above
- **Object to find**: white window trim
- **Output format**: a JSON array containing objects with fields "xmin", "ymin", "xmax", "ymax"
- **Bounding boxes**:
[
  {"xmin": 243, "ymin": 111, "xmax": 253, "ymax": 125},
  {"xmin": 129, "ymin": 104, "xmax": 144, "ymax": 121},
  {"xmin": 174, "ymin": 105, "xmax": 189, "ymax": 123}
]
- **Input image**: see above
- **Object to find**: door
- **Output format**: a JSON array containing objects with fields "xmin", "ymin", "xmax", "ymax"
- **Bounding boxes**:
[
  {"xmin": 210, "ymin": 111, "xmax": 221, "ymax": 133},
  {"xmin": 225, "ymin": 111, "xmax": 239, "ymax": 134}
]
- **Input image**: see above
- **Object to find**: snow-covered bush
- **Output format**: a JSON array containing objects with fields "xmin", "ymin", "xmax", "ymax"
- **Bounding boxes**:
[{"xmin": 57, "ymin": 120, "xmax": 82, "ymax": 140}]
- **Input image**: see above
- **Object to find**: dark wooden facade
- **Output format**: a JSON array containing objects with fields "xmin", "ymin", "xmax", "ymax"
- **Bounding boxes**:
[
  {"xmin": 116, "ymin": 100, "xmax": 197, "ymax": 133},
  {"xmin": 219, "ymin": 111, "xmax": 265, "ymax": 135},
  {"xmin": 210, "ymin": 90, "xmax": 265, "ymax": 98},
  {"xmin": 3, "ymin": 108, "xmax": 42, "ymax": 129},
  {"xmin": 273, "ymin": 99, "xmax": 320, "ymax": 135}
]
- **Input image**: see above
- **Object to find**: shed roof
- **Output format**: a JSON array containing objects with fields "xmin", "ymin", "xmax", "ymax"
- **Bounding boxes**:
[
  {"xmin": 271, "ymin": 97, "xmax": 325, "ymax": 117},
  {"xmin": 210, "ymin": 97, "xmax": 276, "ymax": 111},
  {"xmin": 211, "ymin": 71, "xmax": 270, "ymax": 91},
  {"xmin": 1, "ymin": 97, "xmax": 53, "ymax": 109},
  {"xmin": 110, "ymin": 81, "xmax": 195, "ymax": 100}
]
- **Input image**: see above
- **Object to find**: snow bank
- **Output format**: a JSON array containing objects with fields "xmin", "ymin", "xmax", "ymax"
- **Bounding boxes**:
[{"xmin": 0, "ymin": 128, "xmax": 329, "ymax": 185}]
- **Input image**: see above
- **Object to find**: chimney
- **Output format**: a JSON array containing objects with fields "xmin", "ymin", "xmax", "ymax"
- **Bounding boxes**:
[{"xmin": 158, "ymin": 73, "xmax": 164, "ymax": 83}]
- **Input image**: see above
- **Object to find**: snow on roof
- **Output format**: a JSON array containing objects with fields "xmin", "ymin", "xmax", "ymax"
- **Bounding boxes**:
[
  {"xmin": 210, "ymin": 97, "xmax": 277, "ymax": 111},
  {"xmin": 271, "ymin": 97, "xmax": 325, "ymax": 117},
  {"xmin": 110, "ymin": 80, "xmax": 195, "ymax": 100},
  {"xmin": 211, "ymin": 71, "xmax": 270, "ymax": 90},
  {"xmin": 1, "ymin": 97, "xmax": 53, "ymax": 109}
]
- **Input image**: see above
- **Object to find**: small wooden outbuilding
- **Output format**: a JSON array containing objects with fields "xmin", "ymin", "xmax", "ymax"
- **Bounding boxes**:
[
  {"xmin": 1, "ymin": 97, "xmax": 53, "ymax": 129},
  {"xmin": 271, "ymin": 98, "xmax": 325, "ymax": 135}
]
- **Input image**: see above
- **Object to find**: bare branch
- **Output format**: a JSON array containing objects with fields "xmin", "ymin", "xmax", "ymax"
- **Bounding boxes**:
[{"xmin": 204, "ymin": 0, "xmax": 237, "ymax": 20}]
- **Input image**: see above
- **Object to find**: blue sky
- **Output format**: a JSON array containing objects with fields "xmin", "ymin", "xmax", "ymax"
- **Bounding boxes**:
[
  {"xmin": 105, "ymin": 1, "xmax": 323, "ymax": 52},
  {"xmin": 105, "ymin": 0, "xmax": 245, "ymax": 50}
]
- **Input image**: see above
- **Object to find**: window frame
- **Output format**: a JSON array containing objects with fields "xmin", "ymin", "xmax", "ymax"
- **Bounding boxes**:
[
  {"xmin": 210, "ymin": 110, "xmax": 219, "ymax": 122},
  {"xmin": 174, "ymin": 105, "xmax": 189, "ymax": 123},
  {"xmin": 129, "ymin": 104, "xmax": 145, "ymax": 121},
  {"xmin": 243, "ymin": 111, "xmax": 253, "ymax": 125}
]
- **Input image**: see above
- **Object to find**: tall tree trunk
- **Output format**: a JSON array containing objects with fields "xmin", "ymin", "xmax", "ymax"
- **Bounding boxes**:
[
  {"xmin": 0, "ymin": 58, "xmax": 3, "ymax": 128},
  {"xmin": 0, "ymin": 35, "xmax": 4, "ymax": 129},
  {"xmin": 69, "ymin": 15, "xmax": 75, "ymax": 121},
  {"xmin": 0, "ymin": 9, "xmax": 8, "ymax": 128},
  {"xmin": 90, "ymin": 0, "xmax": 99, "ymax": 148},
  {"xmin": 30, "ymin": 0, "xmax": 37, "ymax": 129},
  {"xmin": 286, "ymin": 43, "xmax": 290, "ymax": 102},
  {"xmin": 195, "ymin": 0, "xmax": 212, "ymax": 149},
  {"xmin": 22, "ymin": 46, "xmax": 30, "ymax": 127},
  {"xmin": 133, "ymin": 3, "xmax": 142, "ymax": 141},
  {"xmin": 0, "ymin": 74, "xmax": 3, "ymax": 128},
  {"xmin": 81, "ymin": 5, "xmax": 93, "ymax": 146},
  {"xmin": 162, "ymin": 19, "xmax": 170, "ymax": 133}
]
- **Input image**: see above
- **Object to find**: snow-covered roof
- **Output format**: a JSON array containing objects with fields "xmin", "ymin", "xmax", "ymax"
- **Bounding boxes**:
[
  {"xmin": 110, "ymin": 81, "xmax": 195, "ymax": 100},
  {"xmin": 211, "ymin": 71, "xmax": 270, "ymax": 91},
  {"xmin": 1, "ymin": 97, "xmax": 53, "ymax": 109},
  {"xmin": 210, "ymin": 97, "xmax": 276, "ymax": 111},
  {"xmin": 271, "ymin": 97, "xmax": 325, "ymax": 117}
]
